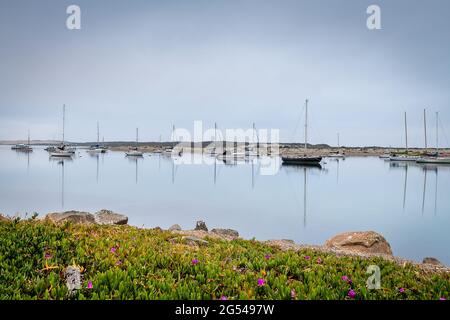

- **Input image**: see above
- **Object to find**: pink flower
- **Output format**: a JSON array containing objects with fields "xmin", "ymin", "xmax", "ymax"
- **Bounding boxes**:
[
  {"xmin": 44, "ymin": 253, "xmax": 52, "ymax": 260},
  {"xmin": 439, "ymin": 297, "xmax": 446, "ymax": 300},
  {"xmin": 257, "ymin": 278, "xmax": 265, "ymax": 287},
  {"xmin": 191, "ymin": 258, "xmax": 199, "ymax": 265},
  {"xmin": 110, "ymin": 246, "xmax": 117, "ymax": 254},
  {"xmin": 304, "ymin": 256, "xmax": 311, "ymax": 260},
  {"xmin": 316, "ymin": 257, "xmax": 322, "ymax": 264},
  {"xmin": 341, "ymin": 275, "xmax": 352, "ymax": 284},
  {"xmin": 87, "ymin": 281, "xmax": 93, "ymax": 289},
  {"xmin": 291, "ymin": 289, "xmax": 296, "ymax": 299},
  {"xmin": 264, "ymin": 254, "xmax": 271, "ymax": 260},
  {"xmin": 115, "ymin": 260, "xmax": 122, "ymax": 266},
  {"xmin": 347, "ymin": 289, "xmax": 356, "ymax": 299},
  {"xmin": 399, "ymin": 288, "xmax": 405, "ymax": 293},
  {"xmin": 220, "ymin": 296, "xmax": 228, "ymax": 300}
]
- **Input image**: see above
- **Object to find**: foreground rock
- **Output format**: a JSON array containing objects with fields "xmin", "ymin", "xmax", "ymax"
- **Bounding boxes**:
[
  {"xmin": 423, "ymin": 257, "xmax": 443, "ymax": 266},
  {"xmin": 0, "ymin": 213, "xmax": 8, "ymax": 221},
  {"xmin": 94, "ymin": 209, "xmax": 128, "ymax": 225},
  {"xmin": 169, "ymin": 224, "xmax": 182, "ymax": 231},
  {"xmin": 195, "ymin": 220, "xmax": 208, "ymax": 232},
  {"xmin": 325, "ymin": 231, "xmax": 393, "ymax": 256},
  {"xmin": 45, "ymin": 210, "xmax": 128, "ymax": 226},
  {"xmin": 211, "ymin": 228, "xmax": 239, "ymax": 240},
  {"xmin": 46, "ymin": 211, "xmax": 96, "ymax": 224},
  {"xmin": 64, "ymin": 266, "xmax": 83, "ymax": 297}
]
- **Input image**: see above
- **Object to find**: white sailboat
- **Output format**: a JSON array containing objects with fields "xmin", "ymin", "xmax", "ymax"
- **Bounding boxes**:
[
  {"xmin": 282, "ymin": 99, "xmax": 322, "ymax": 165},
  {"xmin": 51, "ymin": 105, "xmax": 74, "ymax": 158},
  {"xmin": 87, "ymin": 122, "xmax": 107, "ymax": 153},
  {"xmin": 125, "ymin": 128, "xmax": 143, "ymax": 157},
  {"xmin": 390, "ymin": 112, "xmax": 419, "ymax": 162},
  {"xmin": 328, "ymin": 133, "xmax": 345, "ymax": 158},
  {"xmin": 417, "ymin": 111, "xmax": 450, "ymax": 164}
]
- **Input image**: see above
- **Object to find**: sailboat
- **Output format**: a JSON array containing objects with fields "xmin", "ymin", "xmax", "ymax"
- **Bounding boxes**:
[
  {"xmin": 87, "ymin": 122, "xmax": 107, "ymax": 153},
  {"xmin": 12, "ymin": 131, "xmax": 33, "ymax": 152},
  {"xmin": 328, "ymin": 133, "xmax": 345, "ymax": 158},
  {"xmin": 125, "ymin": 128, "xmax": 143, "ymax": 157},
  {"xmin": 282, "ymin": 99, "xmax": 322, "ymax": 165},
  {"xmin": 50, "ymin": 105, "xmax": 74, "ymax": 157},
  {"xmin": 390, "ymin": 112, "xmax": 419, "ymax": 162},
  {"xmin": 417, "ymin": 112, "xmax": 450, "ymax": 164}
]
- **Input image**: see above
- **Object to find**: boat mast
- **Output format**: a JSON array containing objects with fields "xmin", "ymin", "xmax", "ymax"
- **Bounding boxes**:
[
  {"xmin": 136, "ymin": 128, "xmax": 139, "ymax": 148},
  {"xmin": 436, "ymin": 111, "xmax": 439, "ymax": 156},
  {"xmin": 424, "ymin": 109, "xmax": 428, "ymax": 152},
  {"xmin": 62, "ymin": 104, "xmax": 66, "ymax": 145},
  {"xmin": 337, "ymin": 132, "xmax": 340, "ymax": 149},
  {"xmin": 304, "ymin": 99, "xmax": 308, "ymax": 152},
  {"xmin": 28, "ymin": 130, "xmax": 30, "ymax": 146},
  {"xmin": 97, "ymin": 121, "xmax": 100, "ymax": 144},
  {"xmin": 404, "ymin": 111, "xmax": 408, "ymax": 154}
]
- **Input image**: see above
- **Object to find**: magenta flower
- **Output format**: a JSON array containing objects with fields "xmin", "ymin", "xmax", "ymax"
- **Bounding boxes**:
[
  {"xmin": 291, "ymin": 289, "xmax": 296, "ymax": 299},
  {"xmin": 110, "ymin": 246, "xmax": 117, "ymax": 254},
  {"xmin": 87, "ymin": 281, "xmax": 93, "ymax": 289},
  {"xmin": 264, "ymin": 254, "xmax": 271, "ymax": 260},
  {"xmin": 316, "ymin": 257, "xmax": 322, "ymax": 264},
  {"xmin": 191, "ymin": 258, "xmax": 199, "ymax": 265},
  {"xmin": 341, "ymin": 275, "xmax": 352, "ymax": 284},
  {"xmin": 220, "ymin": 296, "xmax": 228, "ymax": 300},
  {"xmin": 347, "ymin": 289, "xmax": 356, "ymax": 299},
  {"xmin": 399, "ymin": 288, "xmax": 405, "ymax": 294},
  {"xmin": 257, "ymin": 278, "xmax": 265, "ymax": 287},
  {"xmin": 115, "ymin": 260, "xmax": 122, "ymax": 266},
  {"xmin": 44, "ymin": 253, "xmax": 52, "ymax": 260},
  {"xmin": 439, "ymin": 297, "xmax": 446, "ymax": 300},
  {"xmin": 304, "ymin": 256, "xmax": 311, "ymax": 260}
]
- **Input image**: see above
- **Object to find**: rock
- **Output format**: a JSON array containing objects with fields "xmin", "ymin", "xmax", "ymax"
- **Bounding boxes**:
[
  {"xmin": 195, "ymin": 220, "xmax": 208, "ymax": 232},
  {"xmin": 210, "ymin": 228, "xmax": 239, "ymax": 239},
  {"xmin": 169, "ymin": 224, "xmax": 182, "ymax": 231},
  {"xmin": 182, "ymin": 236, "xmax": 209, "ymax": 246},
  {"xmin": 65, "ymin": 266, "xmax": 82, "ymax": 297},
  {"xmin": 45, "ymin": 211, "xmax": 96, "ymax": 225},
  {"xmin": 0, "ymin": 213, "xmax": 8, "ymax": 222},
  {"xmin": 422, "ymin": 257, "xmax": 443, "ymax": 266},
  {"xmin": 325, "ymin": 231, "xmax": 393, "ymax": 256},
  {"xmin": 94, "ymin": 209, "xmax": 128, "ymax": 225}
]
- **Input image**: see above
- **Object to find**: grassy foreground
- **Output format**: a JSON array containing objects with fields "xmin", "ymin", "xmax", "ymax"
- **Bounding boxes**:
[{"xmin": 0, "ymin": 219, "xmax": 448, "ymax": 300}]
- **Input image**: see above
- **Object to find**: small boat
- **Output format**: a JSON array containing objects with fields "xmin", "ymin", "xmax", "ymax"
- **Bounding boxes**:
[
  {"xmin": 125, "ymin": 128, "xmax": 143, "ymax": 157},
  {"xmin": 281, "ymin": 156, "xmax": 323, "ymax": 165},
  {"xmin": 416, "ymin": 112, "xmax": 449, "ymax": 164},
  {"xmin": 11, "ymin": 144, "xmax": 27, "ymax": 150},
  {"xmin": 51, "ymin": 105, "xmax": 75, "ymax": 158},
  {"xmin": 389, "ymin": 112, "xmax": 418, "ymax": 162},
  {"xmin": 281, "ymin": 99, "xmax": 322, "ymax": 166},
  {"xmin": 87, "ymin": 122, "xmax": 107, "ymax": 153},
  {"xmin": 379, "ymin": 154, "xmax": 391, "ymax": 159},
  {"xmin": 216, "ymin": 150, "xmax": 246, "ymax": 161},
  {"xmin": 389, "ymin": 155, "xmax": 419, "ymax": 162},
  {"xmin": 416, "ymin": 157, "xmax": 450, "ymax": 164}
]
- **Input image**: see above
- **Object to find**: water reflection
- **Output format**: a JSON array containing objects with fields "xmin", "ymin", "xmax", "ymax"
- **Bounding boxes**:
[
  {"xmin": 49, "ymin": 157, "xmax": 72, "ymax": 210},
  {"xmin": 127, "ymin": 156, "xmax": 143, "ymax": 184}
]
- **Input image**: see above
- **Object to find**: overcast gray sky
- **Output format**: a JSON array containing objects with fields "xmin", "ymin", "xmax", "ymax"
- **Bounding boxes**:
[{"xmin": 0, "ymin": 0, "xmax": 449, "ymax": 146}]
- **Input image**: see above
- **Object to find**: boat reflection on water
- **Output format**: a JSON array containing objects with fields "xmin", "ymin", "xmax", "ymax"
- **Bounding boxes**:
[
  {"xmin": 49, "ymin": 157, "xmax": 73, "ymax": 209},
  {"xmin": 127, "ymin": 154, "xmax": 143, "ymax": 184},
  {"xmin": 388, "ymin": 161, "xmax": 441, "ymax": 216},
  {"xmin": 282, "ymin": 163, "xmax": 324, "ymax": 228}
]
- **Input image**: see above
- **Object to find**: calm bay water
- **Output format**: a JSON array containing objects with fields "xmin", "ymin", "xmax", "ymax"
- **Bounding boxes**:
[{"xmin": 1, "ymin": 145, "xmax": 449, "ymax": 265}]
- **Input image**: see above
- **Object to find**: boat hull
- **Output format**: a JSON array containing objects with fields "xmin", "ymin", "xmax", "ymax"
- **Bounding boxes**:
[
  {"xmin": 50, "ymin": 152, "xmax": 73, "ymax": 157},
  {"xmin": 389, "ymin": 156, "xmax": 419, "ymax": 162},
  {"xmin": 281, "ymin": 157, "xmax": 322, "ymax": 165},
  {"xmin": 416, "ymin": 157, "xmax": 450, "ymax": 164}
]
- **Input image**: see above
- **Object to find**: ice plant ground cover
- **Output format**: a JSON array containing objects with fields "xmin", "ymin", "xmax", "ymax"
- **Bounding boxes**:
[{"xmin": 0, "ymin": 219, "xmax": 448, "ymax": 300}]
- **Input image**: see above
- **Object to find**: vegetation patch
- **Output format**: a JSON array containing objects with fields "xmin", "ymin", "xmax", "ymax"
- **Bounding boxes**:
[{"xmin": 0, "ymin": 219, "xmax": 448, "ymax": 300}]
